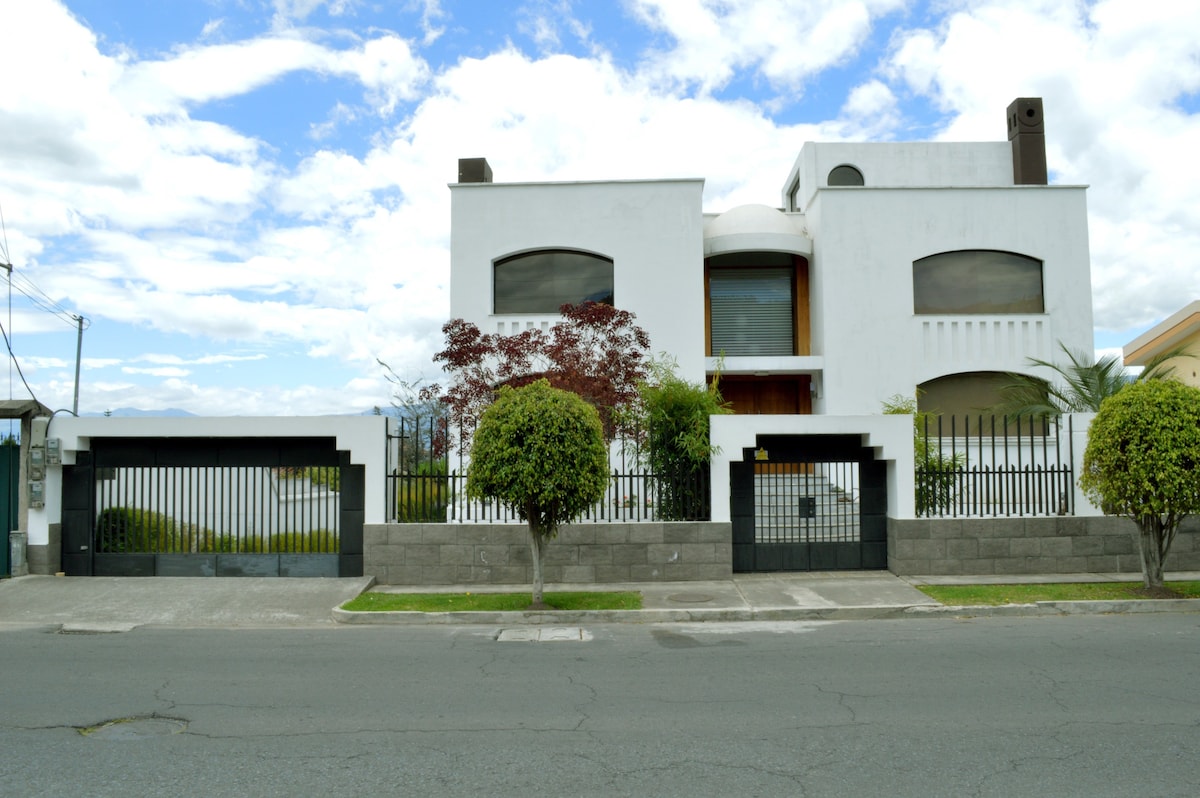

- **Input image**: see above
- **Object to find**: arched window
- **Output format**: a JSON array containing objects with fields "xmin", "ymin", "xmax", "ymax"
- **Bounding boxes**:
[
  {"xmin": 913, "ymin": 250, "xmax": 1043, "ymax": 314},
  {"xmin": 918, "ymin": 372, "xmax": 1048, "ymax": 435},
  {"xmin": 827, "ymin": 165, "xmax": 864, "ymax": 186},
  {"xmin": 493, "ymin": 249, "xmax": 614, "ymax": 314},
  {"xmin": 918, "ymin": 372, "xmax": 1009, "ymax": 419}
]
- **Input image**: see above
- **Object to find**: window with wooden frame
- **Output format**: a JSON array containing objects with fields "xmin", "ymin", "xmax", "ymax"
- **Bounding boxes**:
[{"xmin": 705, "ymin": 252, "xmax": 810, "ymax": 357}]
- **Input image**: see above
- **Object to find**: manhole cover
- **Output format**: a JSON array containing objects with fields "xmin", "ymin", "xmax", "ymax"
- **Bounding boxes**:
[
  {"xmin": 81, "ymin": 717, "xmax": 188, "ymax": 740},
  {"xmin": 667, "ymin": 593, "xmax": 715, "ymax": 603}
]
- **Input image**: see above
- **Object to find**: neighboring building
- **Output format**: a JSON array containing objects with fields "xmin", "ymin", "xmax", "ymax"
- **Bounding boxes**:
[
  {"xmin": 449, "ymin": 97, "xmax": 1094, "ymax": 422},
  {"xmin": 1123, "ymin": 300, "xmax": 1200, "ymax": 388}
]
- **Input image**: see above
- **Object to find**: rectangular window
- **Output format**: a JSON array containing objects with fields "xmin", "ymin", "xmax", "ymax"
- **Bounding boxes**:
[{"xmin": 709, "ymin": 266, "xmax": 794, "ymax": 356}]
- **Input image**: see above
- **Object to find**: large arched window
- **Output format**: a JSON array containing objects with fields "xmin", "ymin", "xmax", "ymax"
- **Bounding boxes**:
[
  {"xmin": 493, "ymin": 249, "xmax": 614, "ymax": 314},
  {"xmin": 913, "ymin": 250, "xmax": 1043, "ymax": 314}
]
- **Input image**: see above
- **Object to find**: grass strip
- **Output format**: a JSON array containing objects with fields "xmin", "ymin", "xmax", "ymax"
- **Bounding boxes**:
[
  {"xmin": 343, "ymin": 590, "xmax": 643, "ymax": 613},
  {"xmin": 917, "ymin": 581, "xmax": 1200, "ymax": 606}
]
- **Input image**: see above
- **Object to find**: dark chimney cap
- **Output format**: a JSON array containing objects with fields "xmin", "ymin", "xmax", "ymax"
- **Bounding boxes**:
[
  {"xmin": 1006, "ymin": 98, "xmax": 1047, "ymax": 185},
  {"xmin": 458, "ymin": 158, "xmax": 493, "ymax": 183},
  {"xmin": 1007, "ymin": 97, "xmax": 1044, "ymax": 138}
]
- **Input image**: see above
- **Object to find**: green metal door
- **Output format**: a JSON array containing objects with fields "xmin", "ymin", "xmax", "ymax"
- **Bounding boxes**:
[{"xmin": 0, "ymin": 444, "xmax": 18, "ymax": 576}]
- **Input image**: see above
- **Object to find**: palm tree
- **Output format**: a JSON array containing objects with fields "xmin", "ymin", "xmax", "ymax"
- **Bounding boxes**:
[{"xmin": 993, "ymin": 342, "xmax": 1189, "ymax": 416}]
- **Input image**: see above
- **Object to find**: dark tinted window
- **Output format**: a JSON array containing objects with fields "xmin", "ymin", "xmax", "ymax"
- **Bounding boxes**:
[
  {"xmin": 494, "ymin": 250, "xmax": 614, "ymax": 314},
  {"xmin": 913, "ymin": 250, "xmax": 1043, "ymax": 314},
  {"xmin": 827, "ymin": 165, "xmax": 864, "ymax": 186}
]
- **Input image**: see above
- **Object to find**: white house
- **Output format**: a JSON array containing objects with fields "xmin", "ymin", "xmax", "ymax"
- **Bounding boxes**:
[{"xmin": 448, "ymin": 99, "xmax": 1096, "ymax": 570}]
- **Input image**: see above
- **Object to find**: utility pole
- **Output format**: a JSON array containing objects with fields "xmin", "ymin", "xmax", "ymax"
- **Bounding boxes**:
[{"xmin": 72, "ymin": 315, "xmax": 84, "ymax": 416}]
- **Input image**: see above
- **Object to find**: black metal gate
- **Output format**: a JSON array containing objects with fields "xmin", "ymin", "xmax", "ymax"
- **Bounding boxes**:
[
  {"xmin": 60, "ymin": 437, "xmax": 364, "ymax": 577},
  {"xmin": 0, "ymin": 444, "xmax": 17, "ymax": 576},
  {"xmin": 731, "ymin": 434, "xmax": 887, "ymax": 572}
]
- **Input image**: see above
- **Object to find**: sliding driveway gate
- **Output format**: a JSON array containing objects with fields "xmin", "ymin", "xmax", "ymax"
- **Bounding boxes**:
[{"xmin": 61, "ymin": 437, "xmax": 364, "ymax": 577}]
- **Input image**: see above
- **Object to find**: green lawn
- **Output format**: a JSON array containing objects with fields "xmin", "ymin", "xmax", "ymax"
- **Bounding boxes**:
[
  {"xmin": 342, "ymin": 590, "xmax": 643, "ymax": 613},
  {"xmin": 917, "ymin": 581, "xmax": 1200, "ymax": 606}
]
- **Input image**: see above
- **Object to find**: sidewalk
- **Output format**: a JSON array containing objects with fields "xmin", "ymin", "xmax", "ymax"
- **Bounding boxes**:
[
  {"xmin": 340, "ymin": 570, "xmax": 1200, "ymax": 625},
  {"xmin": 2, "ymin": 571, "xmax": 1198, "ymax": 631}
]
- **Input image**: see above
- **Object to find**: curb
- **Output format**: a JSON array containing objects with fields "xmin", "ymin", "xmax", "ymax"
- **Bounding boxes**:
[{"xmin": 331, "ymin": 598, "xmax": 1200, "ymax": 625}]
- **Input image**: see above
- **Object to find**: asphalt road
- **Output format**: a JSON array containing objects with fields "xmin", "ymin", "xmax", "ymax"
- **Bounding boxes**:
[{"xmin": 3, "ymin": 614, "xmax": 1199, "ymax": 797}]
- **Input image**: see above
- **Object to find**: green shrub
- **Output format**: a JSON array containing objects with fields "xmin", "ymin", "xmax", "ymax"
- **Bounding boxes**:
[
  {"xmin": 396, "ymin": 476, "xmax": 450, "ymax": 522},
  {"xmin": 306, "ymin": 467, "xmax": 340, "ymax": 491},
  {"xmin": 95, "ymin": 507, "xmax": 180, "ymax": 553},
  {"xmin": 883, "ymin": 394, "xmax": 966, "ymax": 517},
  {"xmin": 394, "ymin": 459, "xmax": 450, "ymax": 522}
]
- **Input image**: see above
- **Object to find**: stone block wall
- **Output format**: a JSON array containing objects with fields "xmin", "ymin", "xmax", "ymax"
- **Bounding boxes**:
[
  {"xmin": 364, "ymin": 522, "xmax": 733, "ymax": 585},
  {"xmin": 889, "ymin": 515, "xmax": 1200, "ymax": 576}
]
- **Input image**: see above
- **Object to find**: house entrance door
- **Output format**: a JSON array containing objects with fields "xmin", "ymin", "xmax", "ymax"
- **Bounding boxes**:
[{"xmin": 730, "ymin": 435, "xmax": 887, "ymax": 571}]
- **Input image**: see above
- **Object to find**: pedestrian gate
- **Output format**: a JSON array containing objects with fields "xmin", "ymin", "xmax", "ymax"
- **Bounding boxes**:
[{"xmin": 731, "ymin": 434, "xmax": 887, "ymax": 571}]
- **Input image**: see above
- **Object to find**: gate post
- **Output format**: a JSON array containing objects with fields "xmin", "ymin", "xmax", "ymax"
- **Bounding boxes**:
[{"xmin": 730, "ymin": 458, "xmax": 755, "ymax": 572}]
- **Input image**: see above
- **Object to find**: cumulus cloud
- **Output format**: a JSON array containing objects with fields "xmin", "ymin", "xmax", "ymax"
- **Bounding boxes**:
[
  {"xmin": 882, "ymin": 0, "xmax": 1200, "ymax": 334},
  {"xmin": 628, "ymin": 0, "xmax": 905, "ymax": 93},
  {"xmin": 4, "ymin": 0, "xmax": 1197, "ymax": 415}
]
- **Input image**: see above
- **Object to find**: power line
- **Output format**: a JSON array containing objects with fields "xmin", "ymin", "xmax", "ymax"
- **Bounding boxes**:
[{"xmin": 0, "ymin": 314, "xmax": 41, "ymax": 404}]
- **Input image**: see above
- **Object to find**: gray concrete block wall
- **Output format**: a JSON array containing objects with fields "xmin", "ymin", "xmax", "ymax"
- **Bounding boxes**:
[
  {"xmin": 889, "ymin": 515, "xmax": 1200, "ymax": 576},
  {"xmin": 27, "ymin": 523, "xmax": 62, "ymax": 575},
  {"xmin": 364, "ymin": 522, "xmax": 733, "ymax": 585}
]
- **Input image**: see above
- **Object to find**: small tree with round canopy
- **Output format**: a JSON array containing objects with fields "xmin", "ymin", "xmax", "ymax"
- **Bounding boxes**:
[
  {"xmin": 1080, "ymin": 380, "xmax": 1200, "ymax": 590},
  {"xmin": 466, "ymin": 380, "xmax": 609, "ymax": 608}
]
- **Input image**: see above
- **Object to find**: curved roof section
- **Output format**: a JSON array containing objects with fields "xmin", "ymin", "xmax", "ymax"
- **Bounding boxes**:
[{"xmin": 704, "ymin": 204, "xmax": 812, "ymax": 257}]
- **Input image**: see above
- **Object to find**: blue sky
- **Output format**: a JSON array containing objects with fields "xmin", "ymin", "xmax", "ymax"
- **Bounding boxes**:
[{"xmin": 0, "ymin": 0, "xmax": 1197, "ymax": 416}]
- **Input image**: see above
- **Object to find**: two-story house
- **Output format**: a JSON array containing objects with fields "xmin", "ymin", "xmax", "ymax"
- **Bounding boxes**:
[{"xmin": 448, "ymin": 98, "xmax": 1095, "ymax": 570}]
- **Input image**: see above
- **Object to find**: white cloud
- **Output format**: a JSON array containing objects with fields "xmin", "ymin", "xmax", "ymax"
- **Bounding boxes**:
[
  {"xmin": 628, "ymin": 0, "xmax": 905, "ymax": 93},
  {"xmin": 5, "ymin": 0, "xmax": 1197, "ymax": 416},
  {"xmin": 882, "ymin": 0, "xmax": 1200, "ymax": 335},
  {"xmin": 123, "ymin": 366, "xmax": 192, "ymax": 377}
]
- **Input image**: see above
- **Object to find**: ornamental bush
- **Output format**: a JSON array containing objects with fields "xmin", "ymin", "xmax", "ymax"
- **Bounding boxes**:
[
  {"xmin": 1080, "ymin": 379, "xmax": 1200, "ymax": 588},
  {"xmin": 467, "ymin": 380, "xmax": 608, "ymax": 606}
]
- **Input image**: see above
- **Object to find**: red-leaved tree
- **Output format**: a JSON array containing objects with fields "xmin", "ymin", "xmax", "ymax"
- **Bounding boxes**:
[{"xmin": 421, "ymin": 302, "xmax": 651, "ymax": 445}]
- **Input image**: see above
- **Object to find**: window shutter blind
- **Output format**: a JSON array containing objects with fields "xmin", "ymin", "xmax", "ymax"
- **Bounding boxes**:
[{"xmin": 710, "ymin": 268, "xmax": 793, "ymax": 356}]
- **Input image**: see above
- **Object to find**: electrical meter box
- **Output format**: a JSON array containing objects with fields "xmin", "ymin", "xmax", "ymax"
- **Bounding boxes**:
[
  {"xmin": 46, "ymin": 437, "xmax": 61, "ymax": 465},
  {"xmin": 29, "ymin": 480, "xmax": 45, "ymax": 509}
]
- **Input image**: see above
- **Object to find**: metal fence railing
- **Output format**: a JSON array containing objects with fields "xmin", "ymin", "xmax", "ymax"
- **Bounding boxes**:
[
  {"xmin": 94, "ymin": 466, "xmax": 341, "ymax": 553},
  {"xmin": 917, "ymin": 414, "xmax": 1074, "ymax": 518},
  {"xmin": 385, "ymin": 415, "xmax": 711, "ymax": 523}
]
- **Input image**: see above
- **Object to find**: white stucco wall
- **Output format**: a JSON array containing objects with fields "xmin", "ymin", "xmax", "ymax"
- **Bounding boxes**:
[
  {"xmin": 784, "ymin": 142, "xmax": 1014, "ymax": 210},
  {"xmin": 450, "ymin": 178, "xmax": 707, "ymax": 381},
  {"xmin": 29, "ymin": 415, "xmax": 389, "ymax": 547},
  {"xmin": 805, "ymin": 184, "xmax": 1094, "ymax": 414}
]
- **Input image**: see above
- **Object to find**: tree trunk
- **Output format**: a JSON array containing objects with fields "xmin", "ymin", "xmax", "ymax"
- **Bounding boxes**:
[
  {"xmin": 1137, "ymin": 516, "xmax": 1166, "ymax": 589},
  {"xmin": 528, "ymin": 523, "xmax": 545, "ymax": 607}
]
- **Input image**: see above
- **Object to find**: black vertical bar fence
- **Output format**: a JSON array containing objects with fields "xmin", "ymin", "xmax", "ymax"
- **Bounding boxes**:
[
  {"xmin": 753, "ymin": 461, "xmax": 859, "ymax": 543},
  {"xmin": 916, "ymin": 413, "xmax": 1074, "ymax": 518},
  {"xmin": 93, "ymin": 465, "xmax": 341, "ymax": 553},
  {"xmin": 384, "ymin": 415, "xmax": 713, "ymax": 523}
]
